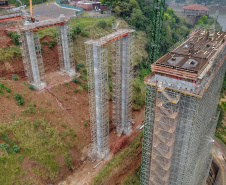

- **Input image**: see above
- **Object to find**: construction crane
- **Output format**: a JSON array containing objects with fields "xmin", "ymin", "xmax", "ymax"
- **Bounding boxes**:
[
  {"xmin": 140, "ymin": 0, "xmax": 166, "ymax": 184},
  {"xmin": 148, "ymin": 0, "xmax": 166, "ymax": 70},
  {"xmin": 29, "ymin": 0, "xmax": 35, "ymax": 22}
]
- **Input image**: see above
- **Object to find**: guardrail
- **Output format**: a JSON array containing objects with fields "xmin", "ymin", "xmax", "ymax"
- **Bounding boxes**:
[
  {"xmin": 76, "ymin": 14, "xmax": 114, "ymax": 18},
  {"xmin": 56, "ymin": 0, "xmax": 83, "ymax": 15}
]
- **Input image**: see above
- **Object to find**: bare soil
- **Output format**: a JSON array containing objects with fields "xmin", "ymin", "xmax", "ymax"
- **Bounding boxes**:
[{"xmin": 0, "ymin": 25, "xmax": 145, "ymax": 185}]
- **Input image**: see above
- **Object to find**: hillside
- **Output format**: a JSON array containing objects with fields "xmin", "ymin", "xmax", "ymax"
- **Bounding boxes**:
[{"xmin": 0, "ymin": 2, "xmax": 225, "ymax": 184}]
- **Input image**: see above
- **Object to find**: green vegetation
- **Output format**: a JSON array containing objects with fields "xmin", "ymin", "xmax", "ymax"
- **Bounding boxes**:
[
  {"xmin": 28, "ymin": 84, "xmax": 35, "ymax": 90},
  {"xmin": 174, "ymin": 0, "xmax": 226, "ymax": 6},
  {"xmin": 42, "ymin": 40, "xmax": 48, "ymax": 45},
  {"xmin": 216, "ymin": 103, "xmax": 226, "ymax": 144},
  {"xmin": 12, "ymin": 74, "xmax": 19, "ymax": 81},
  {"xmin": 92, "ymin": 132, "xmax": 142, "ymax": 185},
  {"xmin": 7, "ymin": 32, "xmax": 20, "ymax": 46},
  {"xmin": 14, "ymin": 93, "xmax": 25, "ymax": 106},
  {"xmin": 123, "ymin": 166, "xmax": 140, "ymax": 185},
  {"xmin": 97, "ymin": 20, "xmax": 107, "ymax": 29},
  {"xmin": 0, "ymin": 83, "xmax": 11, "ymax": 95},
  {"xmin": 72, "ymin": 77, "xmax": 80, "ymax": 84},
  {"xmin": 0, "ymin": 118, "xmax": 73, "ymax": 184},
  {"xmin": 195, "ymin": 15, "xmax": 222, "ymax": 31},
  {"xmin": 0, "ymin": 46, "xmax": 21, "ymax": 62},
  {"xmin": 49, "ymin": 40, "xmax": 56, "ymax": 49}
]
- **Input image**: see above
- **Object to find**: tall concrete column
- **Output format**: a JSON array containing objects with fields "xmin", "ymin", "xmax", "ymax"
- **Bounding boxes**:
[
  {"xmin": 121, "ymin": 36, "xmax": 132, "ymax": 134},
  {"xmin": 60, "ymin": 24, "xmax": 75, "ymax": 76},
  {"xmin": 93, "ymin": 45, "xmax": 109, "ymax": 158},
  {"xmin": 25, "ymin": 30, "xmax": 46, "ymax": 90}
]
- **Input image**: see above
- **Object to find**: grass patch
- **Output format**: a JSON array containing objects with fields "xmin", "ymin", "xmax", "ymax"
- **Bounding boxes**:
[
  {"xmin": 0, "ymin": 118, "xmax": 73, "ymax": 184},
  {"xmin": 123, "ymin": 166, "xmax": 140, "ymax": 185},
  {"xmin": 0, "ymin": 46, "xmax": 21, "ymax": 62},
  {"xmin": 92, "ymin": 132, "xmax": 143, "ymax": 185},
  {"xmin": 14, "ymin": 93, "xmax": 25, "ymax": 106},
  {"xmin": 0, "ymin": 83, "xmax": 11, "ymax": 95}
]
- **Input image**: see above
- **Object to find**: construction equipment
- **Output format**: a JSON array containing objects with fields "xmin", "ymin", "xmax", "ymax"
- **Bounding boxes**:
[
  {"xmin": 148, "ymin": 0, "xmax": 166, "ymax": 69},
  {"xmin": 29, "ymin": 0, "xmax": 35, "ymax": 22}
]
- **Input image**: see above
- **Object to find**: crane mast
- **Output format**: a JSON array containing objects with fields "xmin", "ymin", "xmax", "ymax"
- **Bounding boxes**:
[
  {"xmin": 148, "ymin": 0, "xmax": 165, "ymax": 69},
  {"xmin": 140, "ymin": 0, "xmax": 166, "ymax": 184}
]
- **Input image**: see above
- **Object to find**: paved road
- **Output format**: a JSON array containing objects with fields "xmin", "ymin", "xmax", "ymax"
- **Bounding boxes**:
[{"xmin": 32, "ymin": 2, "xmax": 77, "ymax": 21}]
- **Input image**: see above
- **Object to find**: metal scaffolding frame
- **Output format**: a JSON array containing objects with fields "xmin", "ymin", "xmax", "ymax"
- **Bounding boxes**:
[
  {"xmin": 85, "ymin": 43, "xmax": 110, "ymax": 158},
  {"xmin": 141, "ymin": 32, "xmax": 226, "ymax": 185},
  {"xmin": 19, "ymin": 30, "xmax": 46, "ymax": 90},
  {"xmin": 112, "ymin": 38, "xmax": 123, "ymax": 133},
  {"xmin": 85, "ymin": 29, "xmax": 135, "ymax": 158},
  {"xmin": 112, "ymin": 35, "xmax": 134, "ymax": 135},
  {"xmin": 56, "ymin": 21, "xmax": 75, "ymax": 76},
  {"xmin": 19, "ymin": 15, "xmax": 75, "ymax": 89}
]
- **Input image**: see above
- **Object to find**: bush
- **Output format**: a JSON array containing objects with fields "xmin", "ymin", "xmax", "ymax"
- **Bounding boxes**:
[
  {"xmin": 13, "ymin": 145, "xmax": 20, "ymax": 153},
  {"xmin": 83, "ymin": 83, "xmax": 88, "ymax": 90},
  {"xmin": 77, "ymin": 63, "xmax": 85, "ymax": 71},
  {"xmin": 0, "ymin": 83, "xmax": 11, "ymax": 94},
  {"xmin": 28, "ymin": 84, "xmax": 35, "ymax": 90},
  {"xmin": 65, "ymin": 155, "xmax": 73, "ymax": 169},
  {"xmin": 42, "ymin": 40, "xmax": 48, "ymax": 45},
  {"xmin": 81, "ymin": 31, "xmax": 90, "ymax": 38},
  {"xmin": 73, "ymin": 77, "xmax": 79, "ymax": 84},
  {"xmin": 7, "ymin": 32, "xmax": 20, "ymax": 45},
  {"xmin": 73, "ymin": 25, "xmax": 82, "ymax": 35},
  {"xmin": 0, "ymin": 143, "xmax": 10, "ymax": 150},
  {"xmin": 12, "ymin": 74, "xmax": 19, "ymax": 81},
  {"xmin": 49, "ymin": 40, "xmax": 56, "ymax": 49},
  {"xmin": 14, "ymin": 93, "xmax": 25, "ymax": 106},
  {"xmin": 97, "ymin": 20, "xmax": 107, "ymax": 29},
  {"xmin": 84, "ymin": 122, "xmax": 88, "ymax": 127},
  {"xmin": 0, "ymin": 156, "xmax": 6, "ymax": 163}
]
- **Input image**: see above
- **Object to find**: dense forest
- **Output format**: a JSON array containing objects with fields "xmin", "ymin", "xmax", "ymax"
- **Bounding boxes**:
[{"xmin": 102, "ymin": 0, "xmax": 191, "ymax": 57}]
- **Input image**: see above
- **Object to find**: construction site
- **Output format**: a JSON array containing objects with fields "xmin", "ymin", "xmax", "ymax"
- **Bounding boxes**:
[
  {"xmin": 141, "ymin": 30, "xmax": 226, "ymax": 185},
  {"xmin": 0, "ymin": 0, "xmax": 226, "ymax": 185}
]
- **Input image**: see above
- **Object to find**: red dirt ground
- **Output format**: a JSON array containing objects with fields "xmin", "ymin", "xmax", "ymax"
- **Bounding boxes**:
[{"xmin": 0, "ymin": 25, "xmax": 145, "ymax": 184}]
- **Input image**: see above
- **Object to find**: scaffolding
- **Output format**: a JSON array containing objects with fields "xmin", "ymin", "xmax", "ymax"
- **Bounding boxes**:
[
  {"xmin": 19, "ymin": 30, "xmax": 46, "ymax": 90},
  {"xmin": 19, "ymin": 14, "xmax": 75, "ymax": 89},
  {"xmin": 141, "ymin": 30, "xmax": 226, "ymax": 185},
  {"xmin": 112, "ymin": 38, "xmax": 122, "ymax": 133},
  {"xmin": 85, "ymin": 43, "xmax": 110, "ymax": 158},
  {"xmin": 112, "ymin": 34, "xmax": 134, "ymax": 135},
  {"xmin": 85, "ymin": 29, "xmax": 135, "ymax": 158},
  {"xmin": 56, "ymin": 21, "xmax": 75, "ymax": 76}
]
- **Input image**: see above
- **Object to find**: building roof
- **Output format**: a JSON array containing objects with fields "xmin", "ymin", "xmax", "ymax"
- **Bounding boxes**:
[{"xmin": 183, "ymin": 4, "xmax": 209, "ymax": 11}]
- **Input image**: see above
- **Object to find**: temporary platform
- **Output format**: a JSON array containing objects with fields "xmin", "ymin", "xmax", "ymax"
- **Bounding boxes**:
[
  {"xmin": 140, "ymin": 29, "xmax": 226, "ymax": 185},
  {"xmin": 85, "ymin": 29, "xmax": 135, "ymax": 158}
]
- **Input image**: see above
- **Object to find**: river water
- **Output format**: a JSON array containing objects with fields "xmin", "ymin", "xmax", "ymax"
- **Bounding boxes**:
[{"xmin": 168, "ymin": 5, "xmax": 226, "ymax": 31}]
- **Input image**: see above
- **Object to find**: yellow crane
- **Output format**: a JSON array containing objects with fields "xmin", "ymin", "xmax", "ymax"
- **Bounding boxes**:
[{"xmin": 29, "ymin": 0, "xmax": 35, "ymax": 22}]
